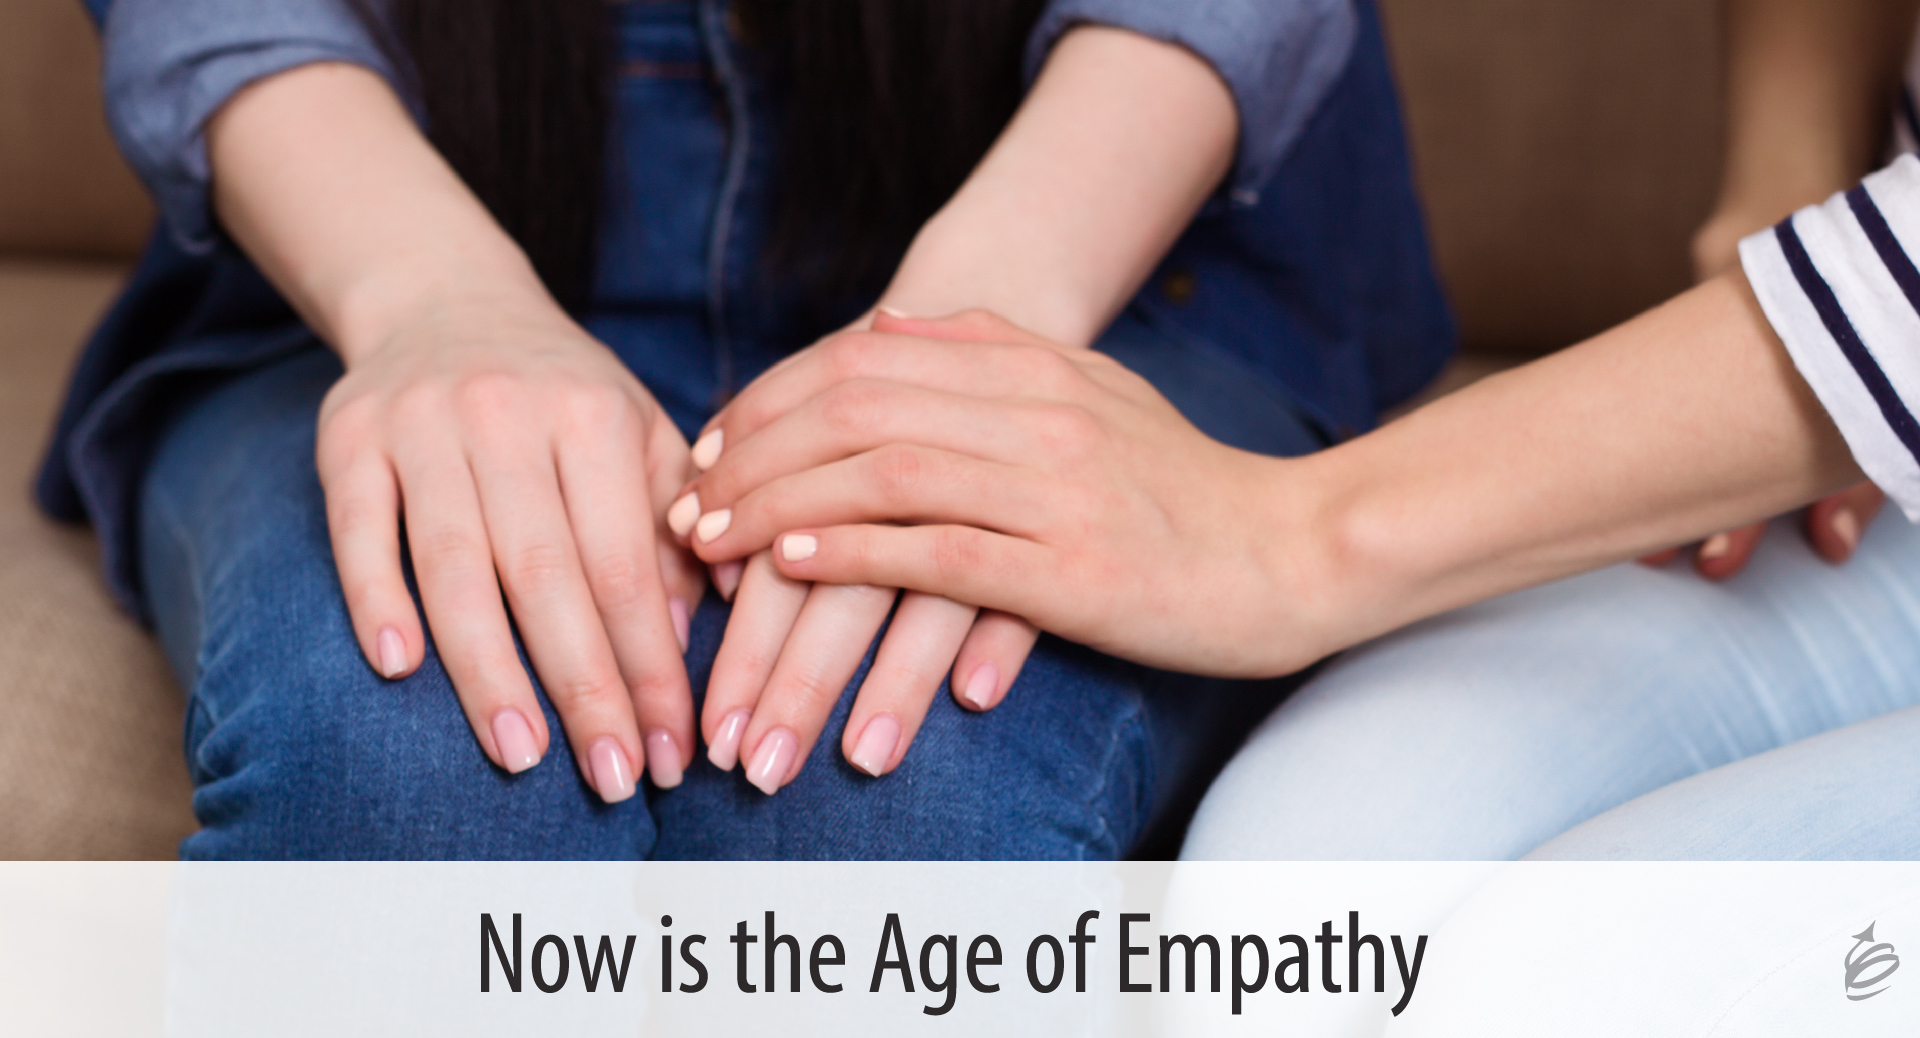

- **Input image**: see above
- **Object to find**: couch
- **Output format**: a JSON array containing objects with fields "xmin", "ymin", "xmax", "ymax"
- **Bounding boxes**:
[{"xmin": 0, "ymin": 0, "xmax": 1724, "ymax": 858}]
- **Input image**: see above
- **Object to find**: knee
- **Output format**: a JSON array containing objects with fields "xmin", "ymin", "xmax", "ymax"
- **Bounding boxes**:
[
  {"xmin": 182, "ymin": 631, "xmax": 648, "ymax": 860},
  {"xmin": 656, "ymin": 636, "xmax": 1156, "ymax": 860}
]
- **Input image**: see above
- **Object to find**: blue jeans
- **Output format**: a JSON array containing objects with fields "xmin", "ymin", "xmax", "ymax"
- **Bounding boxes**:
[
  {"xmin": 1183, "ymin": 519, "xmax": 1920, "ymax": 860},
  {"xmin": 138, "ymin": 318, "xmax": 1315, "ymax": 860}
]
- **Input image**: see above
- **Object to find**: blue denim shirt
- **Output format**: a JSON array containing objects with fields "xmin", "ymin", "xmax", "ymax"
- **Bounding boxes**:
[{"xmin": 42, "ymin": 0, "xmax": 1452, "ymax": 616}]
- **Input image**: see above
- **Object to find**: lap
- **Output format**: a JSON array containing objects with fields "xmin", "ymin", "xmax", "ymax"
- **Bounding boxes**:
[
  {"xmin": 140, "ymin": 348, "xmax": 1272, "ymax": 860},
  {"xmin": 1183, "ymin": 518, "xmax": 1920, "ymax": 860}
]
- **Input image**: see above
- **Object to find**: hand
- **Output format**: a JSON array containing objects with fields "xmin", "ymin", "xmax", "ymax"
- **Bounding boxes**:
[
  {"xmin": 1639, "ymin": 482, "xmax": 1882, "ymax": 577},
  {"xmin": 315, "ymin": 288, "xmax": 704, "ymax": 801},
  {"xmin": 666, "ymin": 321, "xmax": 1040, "ymax": 796},
  {"xmin": 672, "ymin": 309, "xmax": 1312, "ymax": 678}
]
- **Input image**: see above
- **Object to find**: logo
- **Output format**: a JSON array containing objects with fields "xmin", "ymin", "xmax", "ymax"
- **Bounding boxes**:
[{"xmin": 1845, "ymin": 923, "xmax": 1899, "ymax": 1001}]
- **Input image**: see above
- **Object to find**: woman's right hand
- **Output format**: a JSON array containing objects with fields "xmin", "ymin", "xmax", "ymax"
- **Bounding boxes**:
[{"xmin": 314, "ymin": 287, "xmax": 705, "ymax": 801}]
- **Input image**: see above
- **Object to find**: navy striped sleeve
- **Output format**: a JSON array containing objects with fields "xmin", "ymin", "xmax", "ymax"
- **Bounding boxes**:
[{"xmin": 1740, "ymin": 155, "xmax": 1920, "ymax": 520}]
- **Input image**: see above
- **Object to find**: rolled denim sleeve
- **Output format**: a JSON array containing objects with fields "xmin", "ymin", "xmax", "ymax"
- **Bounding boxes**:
[
  {"xmin": 1025, "ymin": 0, "xmax": 1358, "ymax": 205},
  {"xmin": 100, "ymin": 0, "xmax": 400, "ymax": 253}
]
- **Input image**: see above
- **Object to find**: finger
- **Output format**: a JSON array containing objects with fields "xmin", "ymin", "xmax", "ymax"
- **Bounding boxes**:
[
  {"xmin": 673, "ymin": 382, "xmax": 1039, "ymax": 542},
  {"xmin": 687, "ymin": 444, "xmax": 1054, "ymax": 563},
  {"xmin": 1692, "ymin": 523, "xmax": 1768, "ymax": 581},
  {"xmin": 841, "ymin": 592, "xmax": 977, "ymax": 777},
  {"xmin": 555, "ymin": 410, "xmax": 695, "ymax": 790},
  {"xmin": 644, "ymin": 410, "xmax": 707, "ymax": 612},
  {"xmin": 391, "ymin": 437, "xmax": 553, "ymax": 779},
  {"xmin": 738, "ymin": 581, "xmax": 898, "ymax": 795},
  {"xmin": 694, "ymin": 331, "xmax": 1106, "ymax": 462},
  {"xmin": 1636, "ymin": 547, "xmax": 1682, "ymax": 567},
  {"xmin": 951, "ymin": 610, "xmax": 1041, "ymax": 712},
  {"xmin": 703, "ymin": 551, "xmax": 809, "ymax": 770},
  {"xmin": 773, "ymin": 524, "xmax": 1057, "ymax": 627},
  {"xmin": 465, "ymin": 433, "xmax": 644, "ymax": 804},
  {"xmin": 1805, "ymin": 482, "xmax": 1884, "ymax": 563},
  {"xmin": 317, "ymin": 447, "xmax": 422, "ymax": 681},
  {"xmin": 871, "ymin": 307, "xmax": 1057, "ymax": 346}
]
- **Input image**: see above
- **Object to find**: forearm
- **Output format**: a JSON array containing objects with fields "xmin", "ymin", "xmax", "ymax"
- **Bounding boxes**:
[
  {"xmin": 877, "ymin": 25, "xmax": 1237, "ymax": 349},
  {"xmin": 207, "ymin": 62, "xmax": 550, "ymax": 366},
  {"xmin": 1299, "ymin": 272, "xmax": 1861, "ymax": 652}
]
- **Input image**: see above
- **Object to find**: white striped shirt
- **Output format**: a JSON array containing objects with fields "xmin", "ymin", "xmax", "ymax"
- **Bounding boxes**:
[{"xmin": 1740, "ymin": 156, "xmax": 1920, "ymax": 519}]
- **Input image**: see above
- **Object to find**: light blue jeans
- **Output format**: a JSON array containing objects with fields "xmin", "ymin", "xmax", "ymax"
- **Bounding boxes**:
[{"xmin": 1183, "ymin": 517, "xmax": 1920, "ymax": 860}]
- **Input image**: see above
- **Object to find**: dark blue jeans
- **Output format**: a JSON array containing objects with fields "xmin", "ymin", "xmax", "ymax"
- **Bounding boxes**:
[{"xmin": 138, "ymin": 316, "xmax": 1320, "ymax": 859}]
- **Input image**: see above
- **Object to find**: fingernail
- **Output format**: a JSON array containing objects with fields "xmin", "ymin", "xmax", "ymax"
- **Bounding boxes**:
[
  {"xmin": 849, "ymin": 714, "xmax": 900, "ymax": 777},
  {"xmin": 961, "ymin": 663, "xmax": 998, "ymax": 710},
  {"xmin": 781, "ymin": 533, "xmax": 817, "ymax": 562},
  {"xmin": 707, "ymin": 708, "xmax": 750, "ymax": 770},
  {"xmin": 667, "ymin": 492, "xmax": 701, "ymax": 538},
  {"xmin": 714, "ymin": 559, "xmax": 745, "ymax": 601},
  {"xmin": 695, "ymin": 509, "xmax": 732, "ymax": 544},
  {"xmin": 376, "ymin": 626, "xmax": 407, "ymax": 679},
  {"xmin": 587, "ymin": 737, "xmax": 636, "ymax": 803},
  {"xmin": 1832, "ymin": 507, "xmax": 1861, "ymax": 554},
  {"xmin": 691, "ymin": 429, "xmax": 724, "ymax": 470},
  {"xmin": 746, "ymin": 727, "xmax": 799, "ymax": 795},
  {"xmin": 876, "ymin": 305, "xmax": 913, "ymax": 319},
  {"xmin": 645, "ymin": 729, "xmax": 684, "ymax": 789},
  {"xmin": 490, "ymin": 708, "xmax": 541, "ymax": 773},
  {"xmin": 1699, "ymin": 533, "xmax": 1732, "ymax": 561}
]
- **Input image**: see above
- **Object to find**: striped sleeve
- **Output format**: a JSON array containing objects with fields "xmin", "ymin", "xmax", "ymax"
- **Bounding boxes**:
[{"xmin": 1739, "ymin": 154, "xmax": 1920, "ymax": 521}]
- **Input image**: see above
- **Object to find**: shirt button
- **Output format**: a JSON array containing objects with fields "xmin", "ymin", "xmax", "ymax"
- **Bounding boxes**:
[{"xmin": 1162, "ymin": 270, "xmax": 1198, "ymax": 305}]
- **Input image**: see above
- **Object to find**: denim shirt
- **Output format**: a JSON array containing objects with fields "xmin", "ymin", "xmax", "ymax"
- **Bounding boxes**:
[{"xmin": 41, "ymin": 0, "xmax": 1453, "ymax": 616}]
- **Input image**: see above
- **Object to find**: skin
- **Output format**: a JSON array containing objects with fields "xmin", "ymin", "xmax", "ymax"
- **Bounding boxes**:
[
  {"xmin": 676, "ymin": 274, "xmax": 1864, "ymax": 679},
  {"xmin": 675, "ymin": 25, "xmax": 1238, "ymax": 793},
  {"xmin": 204, "ymin": 26, "xmax": 1236, "ymax": 799},
  {"xmin": 1652, "ymin": 0, "xmax": 1918, "ymax": 578}
]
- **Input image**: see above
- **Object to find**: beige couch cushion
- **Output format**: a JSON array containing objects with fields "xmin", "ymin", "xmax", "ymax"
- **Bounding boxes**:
[{"xmin": 0, "ymin": 260, "xmax": 195, "ymax": 859}]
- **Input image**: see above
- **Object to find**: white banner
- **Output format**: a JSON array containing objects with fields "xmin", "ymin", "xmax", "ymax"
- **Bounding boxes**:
[{"xmin": 3, "ymin": 861, "xmax": 1913, "ymax": 1036}]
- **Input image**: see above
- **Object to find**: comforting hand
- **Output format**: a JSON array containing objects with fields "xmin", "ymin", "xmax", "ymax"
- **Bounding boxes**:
[
  {"xmin": 664, "ymin": 317, "xmax": 1040, "ymax": 796},
  {"xmin": 315, "ymin": 288, "xmax": 704, "ymax": 802},
  {"xmin": 672, "ymin": 309, "xmax": 1312, "ymax": 679}
]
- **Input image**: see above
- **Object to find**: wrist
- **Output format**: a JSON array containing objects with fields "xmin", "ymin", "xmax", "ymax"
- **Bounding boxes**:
[
  {"xmin": 878, "ymin": 204, "xmax": 1109, "ymax": 350},
  {"xmin": 329, "ymin": 248, "xmax": 555, "ymax": 368}
]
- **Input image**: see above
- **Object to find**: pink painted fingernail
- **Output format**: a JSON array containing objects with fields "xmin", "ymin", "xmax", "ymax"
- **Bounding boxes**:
[
  {"xmin": 746, "ymin": 727, "xmax": 799, "ymax": 795},
  {"xmin": 691, "ymin": 429, "xmax": 724, "ymax": 470},
  {"xmin": 587, "ymin": 737, "xmax": 636, "ymax": 803},
  {"xmin": 667, "ymin": 492, "xmax": 701, "ymax": 538},
  {"xmin": 849, "ymin": 714, "xmax": 900, "ymax": 777},
  {"xmin": 645, "ymin": 729, "xmax": 683, "ymax": 789},
  {"xmin": 707, "ymin": 708, "xmax": 750, "ymax": 770},
  {"xmin": 961, "ymin": 663, "xmax": 998, "ymax": 710},
  {"xmin": 781, "ymin": 533, "xmax": 817, "ymax": 562},
  {"xmin": 695, "ymin": 508, "xmax": 732, "ymax": 544},
  {"xmin": 1832, "ymin": 507, "xmax": 1861, "ymax": 554},
  {"xmin": 669, "ymin": 597, "xmax": 691, "ymax": 652},
  {"xmin": 376, "ymin": 626, "xmax": 407, "ymax": 679},
  {"xmin": 1699, "ymin": 533, "xmax": 1732, "ymax": 560},
  {"xmin": 490, "ymin": 708, "xmax": 541, "ymax": 773},
  {"xmin": 714, "ymin": 560, "xmax": 745, "ymax": 601}
]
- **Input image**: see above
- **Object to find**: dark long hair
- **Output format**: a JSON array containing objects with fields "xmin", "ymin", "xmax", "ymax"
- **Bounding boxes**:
[{"xmin": 354, "ymin": 0, "xmax": 1046, "ymax": 308}]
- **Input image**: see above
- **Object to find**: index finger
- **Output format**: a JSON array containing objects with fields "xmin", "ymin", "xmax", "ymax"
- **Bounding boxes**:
[{"xmin": 696, "ymin": 332, "xmax": 1101, "ymax": 466}]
